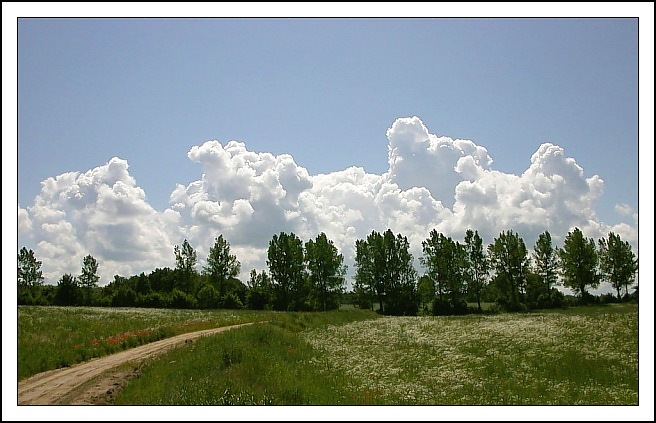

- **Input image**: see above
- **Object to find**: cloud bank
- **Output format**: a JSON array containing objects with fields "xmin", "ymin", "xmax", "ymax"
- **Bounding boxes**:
[{"xmin": 18, "ymin": 117, "xmax": 638, "ymax": 292}]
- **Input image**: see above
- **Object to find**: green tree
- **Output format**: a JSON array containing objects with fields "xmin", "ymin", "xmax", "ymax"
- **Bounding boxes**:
[
  {"xmin": 532, "ymin": 231, "xmax": 559, "ymax": 292},
  {"xmin": 55, "ymin": 273, "xmax": 79, "ymax": 306},
  {"xmin": 305, "ymin": 232, "xmax": 347, "ymax": 311},
  {"xmin": 17, "ymin": 247, "xmax": 44, "ymax": 303},
  {"xmin": 598, "ymin": 232, "xmax": 638, "ymax": 300},
  {"xmin": 463, "ymin": 229, "xmax": 489, "ymax": 312},
  {"xmin": 204, "ymin": 235, "xmax": 241, "ymax": 303},
  {"xmin": 421, "ymin": 230, "xmax": 466, "ymax": 314},
  {"xmin": 196, "ymin": 284, "xmax": 221, "ymax": 309},
  {"xmin": 79, "ymin": 254, "xmax": 100, "ymax": 305},
  {"xmin": 174, "ymin": 239, "xmax": 198, "ymax": 294},
  {"xmin": 417, "ymin": 274, "xmax": 435, "ymax": 314},
  {"xmin": 355, "ymin": 229, "xmax": 417, "ymax": 315},
  {"xmin": 267, "ymin": 232, "xmax": 306, "ymax": 311},
  {"xmin": 488, "ymin": 230, "xmax": 530, "ymax": 310},
  {"xmin": 246, "ymin": 269, "xmax": 275, "ymax": 310},
  {"xmin": 354, "ymin": 231, "xmax": 385, "ymax": 312},
  {"xmin": 558, "ymin": 227, "xmax": 599, "ymax": 302},
  {"xmin": 352, "ymin": 277, "xmax": 375, "ymax": 311},
  {"xmin": 384, "ymin": 230, "xmax": 419, "ymax": 316}
]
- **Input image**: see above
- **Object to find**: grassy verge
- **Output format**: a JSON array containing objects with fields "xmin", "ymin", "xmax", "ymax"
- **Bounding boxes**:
[
  {"xmin": 114, "ymin": 309, "xmax": 382, "ymax": 405},
  {"xmin": 17, "ymin": 306, "xmax": 277, "ymax": 380}
]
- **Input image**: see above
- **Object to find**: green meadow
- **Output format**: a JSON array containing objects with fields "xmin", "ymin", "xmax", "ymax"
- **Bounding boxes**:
[
  {"xmin": 18, "ymin": 304, "xmax": 638, "ymax": 405},
  {"xmin": 17, "ymin": 306, "xmax": 274, "ymax": 380}
]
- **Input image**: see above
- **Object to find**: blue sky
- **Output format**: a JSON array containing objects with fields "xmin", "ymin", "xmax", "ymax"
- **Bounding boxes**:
[
  {"xmin": 18, "ymin": 17, "xmax": 638, "ymax": 221},
  {"xmin": 7, "ymin": 5, "xmax": 652, "ymax": 291}
]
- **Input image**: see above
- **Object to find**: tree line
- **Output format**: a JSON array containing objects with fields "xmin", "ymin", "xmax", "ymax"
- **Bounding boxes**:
[{"xmin": 17, "ymin": 227, "xmax": 638, "ymax": 315}]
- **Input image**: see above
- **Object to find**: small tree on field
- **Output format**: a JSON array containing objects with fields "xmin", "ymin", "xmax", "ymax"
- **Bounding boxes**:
[
  {"xmin": 174, "ymin": 239, "xmax": 198, "ymax": 294},
  {"xmin": 79, "ymin": 254, "xmax": 100, "ymax": 305},
  {"xmin": 204, "ymin": 234, "xmax": 241, "ymax": 304}
]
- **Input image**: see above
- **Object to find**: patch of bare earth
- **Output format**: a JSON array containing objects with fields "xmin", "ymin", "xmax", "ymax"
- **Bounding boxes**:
[{"xmin": 18, "ymin": 323, "xmax": 258, "ymax": 405}]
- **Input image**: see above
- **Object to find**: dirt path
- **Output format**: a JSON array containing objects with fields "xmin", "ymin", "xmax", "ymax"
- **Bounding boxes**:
[{"xmin": 18, "ymin": 322, "xmax": 259, "ymax": 405}]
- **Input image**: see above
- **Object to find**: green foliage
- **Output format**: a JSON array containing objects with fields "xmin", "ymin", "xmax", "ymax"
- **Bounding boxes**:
[
  {"xmin": 267, "ymin": 232, "xmax": 306, "ymax": 311},
  {"xmin": 355, "ymin": 229, "xmax": 418, "ymax": 315},
  {"xmin": 140, "ymin": 291, "xmax": 170, "ymax": 308},
  {"xmin": 421, "ymin": 230, "xmax": 466, "ymax": 312},
  {"xmin": 488, "ymin": 230, "xmax": 530, "ymax": 310},
  {"xmin": 18, "ymin": 247, "xmax": 44, "ymax": 304},
  {"xmin": 204, "ymin": 235, "xmax": 241, "ymax": 299},
  {"xmin": 55, "ymin": 274, "xmax": 80, "ymax": 306},
  {"xmin": 558, "ymin": 228, "xmax": 599, "ymax": 301},
  {"xmin": 432, "ymin": 297, "xmax": 469, "ymax": 316},
  {"xmin": 246, "ymin": 269, "xmax": 275, "ymax": 310},
  {"xmin": 196, "ymin": 283, "xmax": 220, "ymax": 309},
  {"xmin": 416, "ymin": 274, "xmax": 435, "ymax": 315},
  {"xmin": 222, "ymin": 290, "xmax": 244, "ymax": 309},
  {"xmin": 174, "ymin": 239, "xmax": 198, "ymax": 294},
  {"xmin": 533, "ymin": 231, "xmax": 559, "ymax": 291},
  {"xmin": 78, "ymin": 254, "xmax": 100, "ymax": 305},
  {"xmin": 79, "ymin": 254, "xmax": 100, "ymax": 289},
  {"xmin": 598, "ymin": 232, "xmax": 638, "ymax": 300},
  {"xmin": 112, "ymin": 285, "xmax": 137, "ymax": 307},
  {"xmin": 170, "ymin": 288, "xmax": 198, "ymax": 309},
  {"xmin": 463, "ymin": 229, "xmax": 489, "ymax": 311},
  {"xmin": 19, "ymin": 226, "xmax": 638, "ymax": 320},
  {"xmin": 305, "ymin": 232, "xmax": 347, "ymax": 311}
]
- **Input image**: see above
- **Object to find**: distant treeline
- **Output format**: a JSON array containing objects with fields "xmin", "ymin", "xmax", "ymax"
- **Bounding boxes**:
[{"xmin": 17, "ymin": 227, "xmax": 638, "ymax": 315}]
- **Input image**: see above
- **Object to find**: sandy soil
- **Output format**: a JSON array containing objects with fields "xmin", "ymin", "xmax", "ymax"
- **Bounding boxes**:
[{"xmin": 17, "ymin": 322, "xmax": 258, "ymax": 405}]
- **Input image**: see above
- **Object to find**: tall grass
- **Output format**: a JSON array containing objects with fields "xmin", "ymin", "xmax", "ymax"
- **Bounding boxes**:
[
  {"xmin": 17, "ymin": 306, "xmax": 275, "ymax": 380},
  {"xmin": 117, "ymin": 304, "xmax": 637, "ymax": 405},
  {"xmin": 115, "ymin": 309, "xmax": 382, "ymax": 405},
  {"xmin": 19, "ymin": 305, "xmax": 638, "ymax": 405}
]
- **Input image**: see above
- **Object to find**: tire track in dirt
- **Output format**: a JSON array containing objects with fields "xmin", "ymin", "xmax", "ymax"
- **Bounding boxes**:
[{"xmin": 18, "ymin": 322, "xmax": 261, "ymax": 405}]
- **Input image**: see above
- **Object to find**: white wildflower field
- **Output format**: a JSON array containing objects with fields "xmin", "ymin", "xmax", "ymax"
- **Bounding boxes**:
[{"xmin": 302, "ymin": 305, "xmax": 638, "ymax": 405}]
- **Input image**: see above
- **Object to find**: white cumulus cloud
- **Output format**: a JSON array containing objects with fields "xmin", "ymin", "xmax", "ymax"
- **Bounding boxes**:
[
  {"xmin": 17, "ymin": 117, "xmax": 637, "ymax": 289},
  {"xmin": 20, "ymin": 158, "xmax": 178, "ymax": 283}
]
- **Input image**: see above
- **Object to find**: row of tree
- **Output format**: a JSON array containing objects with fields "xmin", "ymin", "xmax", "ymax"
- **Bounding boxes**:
[
  {"xmin": 18, "ymin": 232, "xmax": 347, "ymax": 312},
  {"xmin": 353, "ymin": 228, "xmax": 638, "ymax": 315},
  {"xmin": 17, "ymin": 227, "xmax": 638, "ymax": 315}
]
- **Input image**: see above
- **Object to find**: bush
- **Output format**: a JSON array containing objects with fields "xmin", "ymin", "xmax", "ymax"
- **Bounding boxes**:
[
  {"xmin": 536, "ymin": 288, "xmax": 566, "ymax": 309},
  {"xmin": 599, "ymin": 293, "xmax": 619, "ymax": 305},
  {"xmin": 141, "ymin": 291, "xmax": 170, "ymax": 308},
  {"xmin": 170, "ymin": 288, "xmax": 198, "ymax": 309},
  {"xmin": 431, "ymin": 298, "xmax": 470, "ymax": 316},
  {"xmin": 486, "ymin": 303, "xmax": 502, "ymax": 314},
  {"xmin": 222, "ymin": 291, "xmax": 244, "ymax": 310},
  {"xmin": 197, "ymin": 284, "xmax": 220, "ymax": 309}
]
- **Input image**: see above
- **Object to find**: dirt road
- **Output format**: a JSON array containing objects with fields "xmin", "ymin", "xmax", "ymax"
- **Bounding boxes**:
[{"xmin": 18, "ymin": 322, "xmax": 259, "ymax": 405}]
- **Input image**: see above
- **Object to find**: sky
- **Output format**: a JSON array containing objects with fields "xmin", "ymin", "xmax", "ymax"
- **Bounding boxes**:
[
  {"xmin": 4, "ymin": 4, "xmax": 655, "ymax": 421},
  {"xmin": 7, "ymin": 6, "xmax": 652, "ymax": 292}
]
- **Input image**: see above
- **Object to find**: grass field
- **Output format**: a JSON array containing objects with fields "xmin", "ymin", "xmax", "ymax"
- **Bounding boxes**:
[
  {"xmin": 303, "ymin": 304, "xmax": 638, "ymax": 405},
  {"xmin": 17, "ymin": 304, "xmax": 639, "ymax": 405},
  {"xmin": 17, "ymin": 306, "xmax": 276, "ymax": 380}
]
